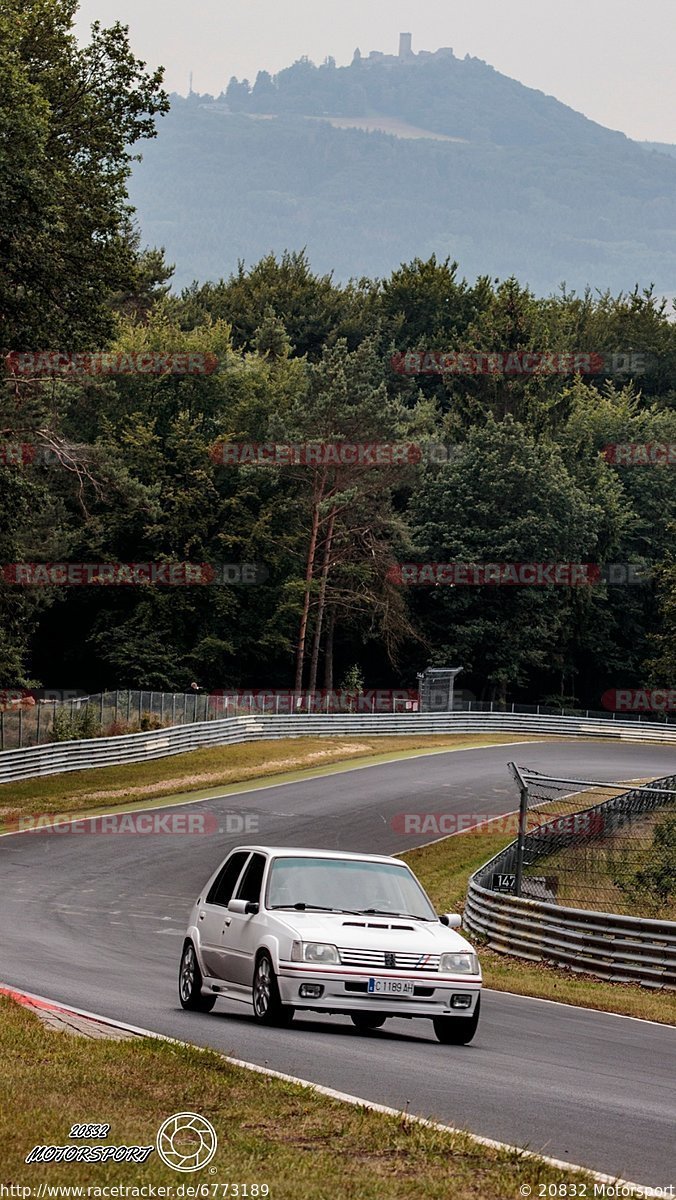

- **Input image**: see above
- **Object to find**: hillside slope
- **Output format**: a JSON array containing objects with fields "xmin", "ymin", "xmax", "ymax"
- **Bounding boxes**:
[{"xmin": 128, "ymin": 52, "xmax": 676, "ymax": 292}]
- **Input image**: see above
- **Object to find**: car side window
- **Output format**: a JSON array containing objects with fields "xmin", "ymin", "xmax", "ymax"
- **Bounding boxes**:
[
  {"xmin": 207, "ymin": 851, "xmax": 250, "ymax": 907},
  {"xmin": 235, "ymin": 852, "xmax": 266, "ymax": 904}
]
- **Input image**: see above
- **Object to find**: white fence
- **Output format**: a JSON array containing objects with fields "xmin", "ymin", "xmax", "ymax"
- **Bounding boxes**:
[{"xmin": 0, "ymin": 711, "xmax": 674, "ymax": 785}]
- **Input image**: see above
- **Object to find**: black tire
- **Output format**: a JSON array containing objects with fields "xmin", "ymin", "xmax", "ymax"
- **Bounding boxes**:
[
  {"xmin": 433, "ymin": 996, "xmax": 481, "ymax": 1045},
  {"xmin": 179, "ymin": 940, "xmax": 217, "ymax": 1012},
  {"xmin": 252, "ymin": 952, "xmax": 295, "ymax": 1026},
  {"xmin": 350, "ymin": 1013, "xmax": 387, "ymax": 1032}
]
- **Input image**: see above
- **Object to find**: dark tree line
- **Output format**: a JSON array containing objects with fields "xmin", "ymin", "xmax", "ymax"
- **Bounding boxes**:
[{"xmin": 2, "ymin": 3, "xmax": 675, "ymax": 710}]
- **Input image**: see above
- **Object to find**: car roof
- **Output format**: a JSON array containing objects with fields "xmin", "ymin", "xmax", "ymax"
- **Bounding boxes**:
[{"xmin": 228, "ymin": 846, "xmax": 405, "ymax": 865}]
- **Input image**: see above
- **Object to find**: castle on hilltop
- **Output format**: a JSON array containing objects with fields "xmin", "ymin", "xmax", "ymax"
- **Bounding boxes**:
[{"xmin": 353, "ymin": 33, "xmax": 454, "ymax": 67}]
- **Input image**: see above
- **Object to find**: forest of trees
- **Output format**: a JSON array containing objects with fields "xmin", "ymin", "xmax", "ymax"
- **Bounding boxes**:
[{"xmin": 2, "ymin": 2, "xmax": 675, "ymax": 711}]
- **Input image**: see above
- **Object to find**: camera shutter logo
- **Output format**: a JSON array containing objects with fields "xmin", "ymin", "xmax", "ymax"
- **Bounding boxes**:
[{"xmin": 156, "ymin": 1112, "xmax": 217, "ymax": 1172}]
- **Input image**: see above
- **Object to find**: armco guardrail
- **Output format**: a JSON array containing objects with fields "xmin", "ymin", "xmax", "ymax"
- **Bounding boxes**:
[
  {"xmin": 464, "ymin": 773, "xmax": 676, "ymax": 987},
  {"xmin": 4, "ymin": 689, "xmax": 674, "ymax": 751},
  {"xmin": 464, "ymin": 879, "xmax": 676, "ymax": 987},
  {"xmin": 0, "ymin": 711, "xmax": 673, "ymax": 785}
]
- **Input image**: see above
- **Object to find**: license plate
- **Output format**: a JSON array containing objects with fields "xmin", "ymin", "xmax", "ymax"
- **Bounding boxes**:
[{"xmin": 367, "ymin": 978, "xmax": 414, "ymax": 996}]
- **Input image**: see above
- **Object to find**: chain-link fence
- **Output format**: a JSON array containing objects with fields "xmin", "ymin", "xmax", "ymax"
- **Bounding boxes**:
[
  {"xmin": 0, "ymin": 691, "xmax": 215, "ymax": 750},
  {"xmin": 1, "ymin": 689, "xmax": 675, "ymax": 751},
  {"xmin": 0, "ymin": 688, "xmax": 421, "ymax": 748},
  {"xmin": 483, "ymin": 767, "xmax": 676, "ymax": 919}
]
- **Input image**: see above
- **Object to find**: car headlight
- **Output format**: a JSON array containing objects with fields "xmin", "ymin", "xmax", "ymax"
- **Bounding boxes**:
[
  {"xmin": 291, "ymin": 941, "xmax": 340, "ymax": 964},
  {"xmin": 440, "ymin": 952, "xmax": 479, "ymax": 974}
]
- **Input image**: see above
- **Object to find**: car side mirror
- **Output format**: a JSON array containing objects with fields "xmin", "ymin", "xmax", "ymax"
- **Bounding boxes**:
[
  {"xmin": 439, "ymin": 912, "xmax": 462, "ymax": 928},
  {"xmin": 227, "ymin": 898, "xmax": 259, "ymax": 915}
]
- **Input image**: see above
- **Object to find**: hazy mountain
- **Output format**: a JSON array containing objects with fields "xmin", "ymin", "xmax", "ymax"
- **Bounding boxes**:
[
  {"xmin": 128, "ymin": 47, "xmax": 676, "ymax": 293},
  {"xmin": 642, "ymin": 141, "xmax": 676, "ymax": 159}
]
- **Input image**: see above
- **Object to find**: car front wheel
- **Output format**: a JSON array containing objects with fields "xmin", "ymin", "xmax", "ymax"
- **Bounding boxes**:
[
  {"xmin": 433, "ymin": 996, "xmax": 480, "ymax": 1044},
  {"xmin": 179, "ymin": 941, "xmax": 217, "ymax": 1012},
  {"xmin": 252, "ymin": 952, "xmax": 294, "ymax": 1026}
]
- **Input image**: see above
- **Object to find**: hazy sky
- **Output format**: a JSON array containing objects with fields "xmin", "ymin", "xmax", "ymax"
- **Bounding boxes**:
[{"xmin": 75, "ymin": 0, "xmax": 675, "ymax": 143}]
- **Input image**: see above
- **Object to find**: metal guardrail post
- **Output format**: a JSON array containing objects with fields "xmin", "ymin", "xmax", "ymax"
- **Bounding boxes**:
[{"xmin": 508, "ymin": 760, "xmax": 530, "ymax": 897}]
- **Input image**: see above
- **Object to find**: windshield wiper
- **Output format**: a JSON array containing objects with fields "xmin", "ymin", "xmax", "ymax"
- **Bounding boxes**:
[
  {"xmin": 269, "ymin": 903, "xmax": 432, "ymax": 920},
  {"xmin": 357, "ymin": 908, "xmax": 434, "ymax": 921},
  {"xmin": 270, "ymin": 903, "xmax": 361, "ymax": 913}
]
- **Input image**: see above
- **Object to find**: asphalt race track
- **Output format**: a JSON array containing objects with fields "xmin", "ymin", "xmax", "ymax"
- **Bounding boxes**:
[{"xmin": 1, "ymin": 740, "xmax": 675, "ymax": 1184}]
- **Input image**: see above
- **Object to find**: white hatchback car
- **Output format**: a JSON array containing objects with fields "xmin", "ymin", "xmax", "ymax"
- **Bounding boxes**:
[{"xmin": 179, "ymin": 846, "xmax": 481, "ymax": 1044}]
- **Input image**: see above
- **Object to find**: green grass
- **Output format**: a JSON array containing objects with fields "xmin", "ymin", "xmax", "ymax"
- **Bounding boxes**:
[
  {"xmin": 0, "ymin": 996, "xmax": 603, "ymax": 1196},
  {"xmin": 0, "ymin": 733, "xmax": 548, "ymax": 824}
]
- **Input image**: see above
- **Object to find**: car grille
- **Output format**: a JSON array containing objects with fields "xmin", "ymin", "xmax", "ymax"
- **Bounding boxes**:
[{"xmin": 339, "ymin": 949, "xmax": 441, "ymax": 971}]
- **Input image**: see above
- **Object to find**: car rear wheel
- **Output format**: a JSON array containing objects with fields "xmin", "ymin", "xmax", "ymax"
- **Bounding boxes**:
[
  {"xmin": 433, "ymin": 996, "xmax": 480, "ymax": 1044},
  {"xmin": 179, "ymin": 941, "xmax": 217, "ymax": 1012},
  {"xmin": 350, "ymin": 1013, "xmax": 387, "ymax": 1031},
  {"xmin": 252, "ymin": 952, "xmax": 295, "ymax": 1026}
]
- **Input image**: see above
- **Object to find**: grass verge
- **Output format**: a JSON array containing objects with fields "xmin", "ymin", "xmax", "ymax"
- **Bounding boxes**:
[
  {"xmin": 0, "ymin": 733, "xmax": 547, "ymax": 824},
  {"xmin": 404, "ymin": 823, "xmax": 676, "ymax": 1025},
  {"xmin": 0, "ymin": 995, "xmax": 602, "ymax": 1196}
]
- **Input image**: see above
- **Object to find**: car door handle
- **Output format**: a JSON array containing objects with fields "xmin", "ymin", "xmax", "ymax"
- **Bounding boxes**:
[
  {"xmin": 223, "ymin": 918, "xmax": 231, "ymax": 927},
  {"xmin": 198, "ymin": 911, "xmax": 206, "ymax": 921}
]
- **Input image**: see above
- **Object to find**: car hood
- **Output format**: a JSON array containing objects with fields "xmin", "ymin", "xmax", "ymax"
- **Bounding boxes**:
[{"xmin": 271, "ymin": 911, "xmax": 476, "ymax": 954}]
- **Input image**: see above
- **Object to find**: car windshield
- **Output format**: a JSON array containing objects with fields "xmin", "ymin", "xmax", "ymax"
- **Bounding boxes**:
[{"xmin": 266, "ymin": 856, "xmax": 436, "ymax": 920}]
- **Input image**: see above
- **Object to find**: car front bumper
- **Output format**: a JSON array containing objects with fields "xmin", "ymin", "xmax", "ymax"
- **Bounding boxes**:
[{"xmin": 277, "ymin": 963, "xmax": 481, "ymax": 1017}]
